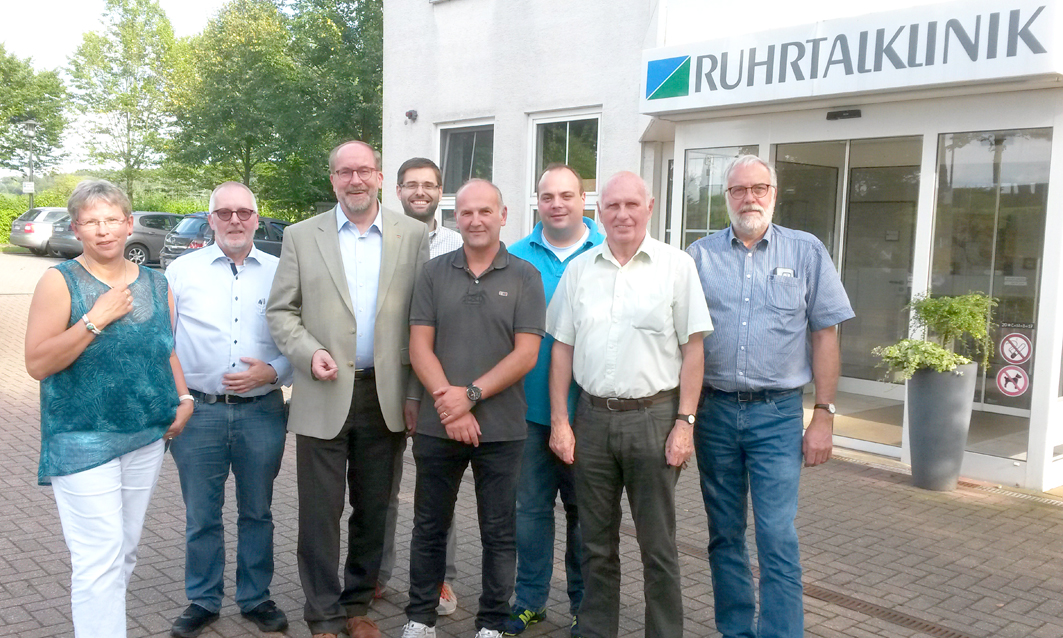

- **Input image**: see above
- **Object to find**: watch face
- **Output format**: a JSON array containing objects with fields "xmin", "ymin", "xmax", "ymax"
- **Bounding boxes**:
[{"xmin": 466, "ymin": 385, "xmax": 482, "ymax": 402}]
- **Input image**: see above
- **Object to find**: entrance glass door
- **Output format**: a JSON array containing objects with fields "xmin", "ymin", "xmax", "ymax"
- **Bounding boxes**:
[{"xmin": 775, "ymin": 137, "xmax": 922, "ymax": 448}]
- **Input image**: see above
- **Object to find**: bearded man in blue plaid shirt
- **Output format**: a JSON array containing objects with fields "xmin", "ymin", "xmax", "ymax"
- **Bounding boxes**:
[{"xmin": 686, "ymin": 155, "xmax": 854, "ymax": 638}]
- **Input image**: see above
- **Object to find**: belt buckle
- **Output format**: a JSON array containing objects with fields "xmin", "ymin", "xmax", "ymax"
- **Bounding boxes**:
[
  {"xmin": 605, "ymin": 397, "xmax": 623, "ymax": 411},
  {"xmin": 736, "ymin": 391, "xmax": 754, "ymax": 403},
  {"xmin": 223, "ymin": 394, "xmax": 240, "ymax": 404}
]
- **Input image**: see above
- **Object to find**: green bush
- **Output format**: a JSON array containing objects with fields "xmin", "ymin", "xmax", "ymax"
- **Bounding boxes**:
[{"xmin": 871, "ymin": 339, "xmax": 972, "ymax": 382}]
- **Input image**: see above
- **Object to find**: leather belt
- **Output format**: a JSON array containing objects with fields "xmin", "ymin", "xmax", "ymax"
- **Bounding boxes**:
[
  {"xmin": 585, "ymin": 388, "xmax": 678, "ymax": 412},
  {"xmin": 190, "ymin": 388, "xmax": 277, "ymax": 405},
  {"xmin": 355, "ymin": 367, "xmax": 374, "ymax": 380},
  {"xmin": 703, "ymin": 386, "xmax": 800, "ymax": 403}
]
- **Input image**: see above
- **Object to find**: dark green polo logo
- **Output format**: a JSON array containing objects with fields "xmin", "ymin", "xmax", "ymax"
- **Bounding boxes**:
[{"xmin": 646, "ymin": 56, "xmax": 690, "ymax": 100}]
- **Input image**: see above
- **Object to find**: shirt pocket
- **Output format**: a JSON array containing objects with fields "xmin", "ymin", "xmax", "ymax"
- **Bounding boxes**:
[
  {"xmin": 767, "ymin": 275, "xmax": 802, "ymax": 312},
  {"xmin": 632, "ymin": 292, "xmax": 670, "ymax": 333}
]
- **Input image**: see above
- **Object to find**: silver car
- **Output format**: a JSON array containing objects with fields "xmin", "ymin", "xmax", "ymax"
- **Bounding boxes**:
[
  {"xmin": 45, "ymin": 211, "xmax": 184, "ymax": 265},
  {"xmin": 10, "ymin": 207, "xmax": 69, "ymax": 255}
]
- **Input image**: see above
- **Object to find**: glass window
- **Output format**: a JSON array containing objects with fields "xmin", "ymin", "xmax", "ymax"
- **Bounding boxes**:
[
  {"xmin": 682, "ymin": 145, "xmax": 757, "ymax": 248},
  {"xmin": 933, "ymin": 129, "xmax": 1050, "ymax": 412},
  {"xmin": 441, "ymin": 126, "xmax": 493, "ymax": 194},
  {"xmin": 535, "ymin": 118, "xmax": 599, "ymax": 193},
  {"xmin": 774, "ymin": 141, "xmax": 846, "ymax": 255}
]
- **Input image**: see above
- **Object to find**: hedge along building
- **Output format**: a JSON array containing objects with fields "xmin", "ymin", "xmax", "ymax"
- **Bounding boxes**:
[{"xmin": 382, "ymin": 0, "xmax": 1063, "ymax": 490}]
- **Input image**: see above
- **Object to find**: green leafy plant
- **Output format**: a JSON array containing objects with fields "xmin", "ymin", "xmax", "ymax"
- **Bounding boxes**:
[{"xmin": 872, "ymin": 292, "xmax": 996, "ymax": 381}]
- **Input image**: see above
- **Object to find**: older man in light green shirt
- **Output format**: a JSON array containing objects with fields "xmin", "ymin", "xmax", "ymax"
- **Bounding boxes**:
[{"xmin": 545, "ymin": 171, "xmax": 713, "ymax": 638}]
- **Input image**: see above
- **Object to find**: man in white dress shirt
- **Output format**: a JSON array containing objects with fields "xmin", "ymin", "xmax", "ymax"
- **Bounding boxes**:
[
  {"xmin": 546, "ymin": 172, "xmax": 713, "ymax": 638},
  {"xmin": 167, "ymin": 182, "xmax": 292, "ymax": 638}
]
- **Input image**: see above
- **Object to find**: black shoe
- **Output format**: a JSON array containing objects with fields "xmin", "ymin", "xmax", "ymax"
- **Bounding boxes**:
[
  {"xmin": 172, "ymin": 604, "xmax": 220, "ymax": 638},
  {"xmin": 241, "ymin": 600, "xmax": 289, "ymax": 633}
]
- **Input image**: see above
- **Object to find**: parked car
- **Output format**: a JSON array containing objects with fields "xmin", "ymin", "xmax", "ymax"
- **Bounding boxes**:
[
  {"xmin": 9, "ymin": 207, "xmax": 69, "ymax": 255},
  {"xmin": 44, "ymin": 211, "xmax": 184, "ymax": 265},
  {"xmin": 160, "ymin": 212, "xmax": 291, "ymax": 269}
]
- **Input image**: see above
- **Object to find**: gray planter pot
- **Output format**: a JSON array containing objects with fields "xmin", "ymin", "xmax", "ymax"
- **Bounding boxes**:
[{"xmin": 906, "ymin": 362, "xmax": 977, "ymax": 491}]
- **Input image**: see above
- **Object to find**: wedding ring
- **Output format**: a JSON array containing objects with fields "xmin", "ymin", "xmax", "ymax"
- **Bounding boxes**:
[{"xmin": 442, "ymin": 412, "xmax": 450, "ymax": 418}]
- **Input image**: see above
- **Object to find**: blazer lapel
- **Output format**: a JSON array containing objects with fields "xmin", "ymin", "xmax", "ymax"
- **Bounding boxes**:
[
  {"xmin": 377, "ymin": 209, "xmax": 401, "ymax": 313},
  {"xmin": 315, "ymin": 210, "xmax": 356, "ymax": 318}
]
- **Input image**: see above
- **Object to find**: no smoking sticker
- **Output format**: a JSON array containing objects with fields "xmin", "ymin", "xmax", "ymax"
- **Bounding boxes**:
[
  {"xmin": 999, "ymin": 333, "xmax": 1032, "ymax": 365},
  {"xmin": 996, "ymin": 365, "xmax": 1029, "ymax": 397}
]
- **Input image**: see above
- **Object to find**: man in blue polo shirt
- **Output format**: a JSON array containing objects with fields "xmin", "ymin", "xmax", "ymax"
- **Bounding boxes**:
[
  {"xmin": 686, "ymin": 155, "xmax": 854, "ymax": 638},
  {"xmin": 504, "ymin": 164, "xmax": 603, "ymax": 637}
]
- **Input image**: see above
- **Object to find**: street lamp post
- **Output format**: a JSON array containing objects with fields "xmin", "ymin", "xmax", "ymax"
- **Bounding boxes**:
[{"xmin": 24, "ymin": 120, "xmax": 37, "ymax": 210}]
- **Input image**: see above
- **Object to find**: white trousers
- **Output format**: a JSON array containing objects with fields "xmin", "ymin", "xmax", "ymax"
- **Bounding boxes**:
[{"xmin": 51, "ymin": 439, "xmax": 165, "ymax": 638}]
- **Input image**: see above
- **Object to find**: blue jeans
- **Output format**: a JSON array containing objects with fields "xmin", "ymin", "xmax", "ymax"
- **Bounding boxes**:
[
  {"xmin": 169, "ymin": 390, "xmax": 287, "ymax": 613},
  {"xmin": 514, "ymin": 421, "xmax": 583, "ymax": 614},
  {"xmin": 407, "ymin": 434, "xmax": 524, "ymax": 631},
  {"xmin": 694, "ymin": 389, "xmax": 804, "ymax": 638}
]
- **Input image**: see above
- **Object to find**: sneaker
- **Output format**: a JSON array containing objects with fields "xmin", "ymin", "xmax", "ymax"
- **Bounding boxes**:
[
  {"xmin": 400, "ymin": 620, "xmax": 437, "ymax": 638},
  {"xmin": 502, "ymin": 606, "xmax": 546, "ymax": 635},
  {"xmin": 171, "ymin": 603, "xmax": 220, "ymax": 638},
  {"xmin": 436, "ymin": 582, "xmax": 457, "ymax": 616},
  {"xmin": 241, "ymin": 600, "xmax": 288, "ymax": 632},
  {"xmin": 570, "ymin": 615, "xmax": 582, "ymax": 638},
  {"xmin": 475, "ymin": 629, "xmax": 503, "ymax": 638}
]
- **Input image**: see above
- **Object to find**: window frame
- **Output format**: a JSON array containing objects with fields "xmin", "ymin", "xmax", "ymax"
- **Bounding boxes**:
[{"xmin": 526, "ymin": 108, "xmax": 602, "ymax": 234}]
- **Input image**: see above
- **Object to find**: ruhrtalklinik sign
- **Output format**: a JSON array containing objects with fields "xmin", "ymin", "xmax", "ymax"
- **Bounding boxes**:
[{"xmin": 641, "ymin": 0, "xmax": 1061, "ymax": 115}]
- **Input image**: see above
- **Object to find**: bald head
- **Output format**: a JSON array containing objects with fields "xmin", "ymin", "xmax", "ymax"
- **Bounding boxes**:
[
  {"xmin": 208, "ymin": 181, "xmax": 258, "ymax": 213},
  {"xmin": 597, "ymin": 171, "xmax": 654, "ymax": 259}
]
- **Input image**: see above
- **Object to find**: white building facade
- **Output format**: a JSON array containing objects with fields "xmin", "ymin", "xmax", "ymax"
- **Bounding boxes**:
[{"xmin": 382, "ymin": 0, "xmax": 1063, "ymax": 490}]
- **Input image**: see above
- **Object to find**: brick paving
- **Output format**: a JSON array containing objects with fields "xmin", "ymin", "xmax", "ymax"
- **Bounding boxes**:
[{"xmin": 3, "ymin": 253, "xmax": 1063, "ymax": 637}]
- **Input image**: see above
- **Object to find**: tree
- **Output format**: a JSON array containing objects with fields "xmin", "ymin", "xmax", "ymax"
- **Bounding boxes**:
[
  {"xmin": 168, "ymin": 0, "xmax": 299, "ymax": 188},
  {"xmin": 68, "ymin": 0, "xmax": 175, "ymax": 199},
  {"xmin": 277, "ymin": 0, "xmax": 382, "ymax": 209},
  {"xmin": 0, "ymin": 44, "xmax": 66, "ymax": 171}
]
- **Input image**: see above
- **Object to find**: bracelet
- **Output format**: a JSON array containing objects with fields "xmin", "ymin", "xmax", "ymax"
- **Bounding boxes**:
[{"xmin": 178, "ymin": 394, "xmax": 194, "ymax": 404}]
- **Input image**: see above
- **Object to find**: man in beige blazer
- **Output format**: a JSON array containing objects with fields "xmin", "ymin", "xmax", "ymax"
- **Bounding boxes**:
[{"xmin": 267, "ymin": 140, "xmax": 430, "ymax": 638}]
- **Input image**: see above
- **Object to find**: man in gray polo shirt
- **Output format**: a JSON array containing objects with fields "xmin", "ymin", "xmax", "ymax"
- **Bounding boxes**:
[{"xmin": 402, "ymin": 179, "xmax": 546, "ymax": 638}]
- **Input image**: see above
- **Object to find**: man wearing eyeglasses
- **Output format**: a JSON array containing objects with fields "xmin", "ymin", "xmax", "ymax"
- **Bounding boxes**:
[
  {"xmin": 267, "ymin": 141, "xmax": 430, "ymax": 638},
  {"xmin": 396, "ymin": 157, "xmax": 463, "ymax": 258},
  {"xmin": 685, "ymin": 155, "xmax": 853, "ymax": 638},
  {"xmin": 377, "ymin": 157, "xmax": 463, "ymax": 615},
  {"xmin": 167, "ymin": 181, "xmax": 292, "ymax": 638}
]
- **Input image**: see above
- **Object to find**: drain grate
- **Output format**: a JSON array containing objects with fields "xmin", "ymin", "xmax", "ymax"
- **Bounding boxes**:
[
  {"xmin": 805, "ymin": 585, "xmax": 977, "ymax": 638},
  {"xmin": 624, "ymin": 524, "xmax": 977, "ymax": 638}
]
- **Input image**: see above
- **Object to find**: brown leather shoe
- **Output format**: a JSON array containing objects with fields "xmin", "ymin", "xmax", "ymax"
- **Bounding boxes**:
[{"xmin": 346, "ymin": 616, "xmax": 381, "ymax": 638}]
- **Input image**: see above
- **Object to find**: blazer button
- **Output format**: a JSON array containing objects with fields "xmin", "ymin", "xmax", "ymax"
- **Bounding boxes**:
[{"xmin": 348, "ymin": 361, "xmax": 355, "ymax": 367}]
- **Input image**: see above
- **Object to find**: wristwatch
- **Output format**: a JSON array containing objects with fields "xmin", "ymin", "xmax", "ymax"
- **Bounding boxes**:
[
  {"xmin": 466, "ymin": 384, "xmax": 483, "ymax": 403},
  {"xmin": 677, "ymin": 414, "xmax": 696, "ymax": 425},
  {"xmin": 82, "ymin": 314, "xmax": 102, "ymax": 335},
  {"xmin": 813, "ymin": 403, "xmax": 837, "ymax": 415}
]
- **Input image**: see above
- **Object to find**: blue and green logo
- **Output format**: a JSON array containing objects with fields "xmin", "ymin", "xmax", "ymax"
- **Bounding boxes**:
[{"xmin": 646, "ymin": 55, "xmax": 690, "ymax": 100}]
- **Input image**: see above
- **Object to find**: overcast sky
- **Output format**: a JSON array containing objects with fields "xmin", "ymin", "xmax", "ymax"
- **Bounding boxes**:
[{"xmin": 2, "ymin": 0, "xmax": 230, "ymax": 71}]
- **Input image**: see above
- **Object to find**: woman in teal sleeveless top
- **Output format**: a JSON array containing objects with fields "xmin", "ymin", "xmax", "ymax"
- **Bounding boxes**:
[{"xmin": 24, "ymin": 180, "xmax": 194, "ymax": 638}]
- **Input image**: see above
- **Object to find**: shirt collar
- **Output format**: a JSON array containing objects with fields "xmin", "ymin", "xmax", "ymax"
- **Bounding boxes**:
[
  {"xmin": 529, "ymin": 217, "xmax": 600, "ymax": 251},
  {"xmin": 335, "ymin": 204, "xmax": 382, "ymax": 236},
  {"xmin": 449, "ymin": 242, "xmax": 511, "ymax": 272},
  {"xmin": 204, "ymin": 242, "xmax": 263, "ymax": 267},
  {"xmin": 596, "ymin": 233, "xmax": 655, "ymax": 267},
  {"xmin": 727, "ymin": 223, "xmax": 774, "ymax": 249}
]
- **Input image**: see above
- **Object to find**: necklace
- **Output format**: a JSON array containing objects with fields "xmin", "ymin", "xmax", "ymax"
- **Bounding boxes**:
[{"xmin": 79, "ymin": 257, "xmax": 131, "ymax": 289}]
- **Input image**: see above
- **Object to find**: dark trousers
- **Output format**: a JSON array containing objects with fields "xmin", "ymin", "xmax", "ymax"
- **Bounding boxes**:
[
  {"xmin": 573, "ymin": 393, "xmax": 683, "ymax": 638},
  {"xmin": 296, "ymin": 380, "xmax": 403, "ymax": 635},
  {"xmin": 406, "ymin": 433, "xmax": 524, "ymax": 631}
]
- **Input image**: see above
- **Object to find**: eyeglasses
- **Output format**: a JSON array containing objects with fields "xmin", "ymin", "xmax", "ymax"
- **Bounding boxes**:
[
  {"xmin": 400, "ymin": 181, "xmax": 441, "ymax": 192},
  {"xmin": 77, "ymin": 218, "xmax": 126, "ymax": 230},
  {"xmin": 726, "ymin": 183, "xmax": 774, "ymax": 199},
  {"xmin": 333, "ymin": 167, "xmax": 378, "ymax": 181},
  {"xmin": 212, "ymin": 208, "xmax": 256, "ymax": 221}
]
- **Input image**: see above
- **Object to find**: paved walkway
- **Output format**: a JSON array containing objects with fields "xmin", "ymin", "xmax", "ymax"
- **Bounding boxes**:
[{"xmin": 3, "ymin": 252, "xmax": 1063, "ymax": 637}]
